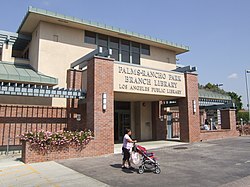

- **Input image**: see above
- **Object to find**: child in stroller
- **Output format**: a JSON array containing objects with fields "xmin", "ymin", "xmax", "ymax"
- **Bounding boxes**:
[{"xmin": 132, "ymin": 143, "xmax": 161, "ymax": 174}]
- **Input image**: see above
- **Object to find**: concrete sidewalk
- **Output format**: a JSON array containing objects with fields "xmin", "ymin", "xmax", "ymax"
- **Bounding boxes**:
[
  {"xmin": 0, "ymin": 156, "xmax": 109, "ymax": 187},
  {"xmin": 114, "ymin": 140, "xmax": 188, "ymax": 154}
]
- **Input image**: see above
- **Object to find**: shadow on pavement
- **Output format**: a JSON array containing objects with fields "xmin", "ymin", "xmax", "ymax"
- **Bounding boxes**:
[{"xmin": 110, "ymin": 164, "xmax": 135, "ymax": 174}]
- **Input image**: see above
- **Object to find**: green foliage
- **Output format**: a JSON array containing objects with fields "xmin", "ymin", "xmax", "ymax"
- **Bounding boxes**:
[
  {"xmin": 203, "ymin": 83, "xmax": 226, "ymax": 94},
  {"xmin": 19, "ymin": 130, "xmax": 93, "ymax": 154},
  {"xmin": 227, "ymin": 92, "xmax": 243, "ymax": 111},
  {"xmin": 237, "ymin": 111, "xmax": 249, "ymax": 122},
  {"xmin": 201, "ymin": 82, "xmax": 243, "ymax": 111}
]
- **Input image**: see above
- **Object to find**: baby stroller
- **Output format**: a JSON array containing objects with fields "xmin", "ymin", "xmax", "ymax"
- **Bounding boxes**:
[{"xmin": 132, "ymin": 143, "xmax": 161, "ymax": 174}]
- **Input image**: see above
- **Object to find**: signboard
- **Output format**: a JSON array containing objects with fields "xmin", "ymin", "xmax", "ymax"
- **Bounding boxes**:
[{"xmin": 113, "ymin": 63, "xmax": 186, "ymax": 97}]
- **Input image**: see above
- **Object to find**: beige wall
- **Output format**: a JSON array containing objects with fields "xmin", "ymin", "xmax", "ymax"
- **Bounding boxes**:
[
  {"xmin": 141, "ymin": 46, "xmax": 177, "ymax": 71},
  {"xmin": 130, "ymin": 101, "xmax": 152, "ymax": 141},
  {"xmin": 29, "ymin": 24, "xmax": 40, "ymax": 70},
  {"xmin": 27, "ymin": 21, "xmax": 179, "ymax": 107},
  {"xmin": 140, "ymin": 101, "xmax": 152, "ymax": 140},
  {"xmin": 36, "ymin": 22, "xmax": 95, "ymax": 106},
  {"xmin": 1, "ymin": 43, "xmax": 13, "ymax": 62}
]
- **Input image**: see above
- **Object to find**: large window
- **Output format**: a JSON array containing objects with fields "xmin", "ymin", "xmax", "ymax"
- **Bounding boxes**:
[
  {"xmin": 85, "ymin": 31, "xmax": 96, "ymax": 44},
  {"xmin": 110, "ymin": 37, "xmax": 119, "ymax": 61},
  {"xmin": 121, "ymin": 39, "xmax": 130, "ymax": 63},
  {"xmin": 84, "ymin": 30, "xmax": 151, "ymax": 64},
  {"xmin": 132, "ymin": 42, "xmax": 140, "ymax": 65}
]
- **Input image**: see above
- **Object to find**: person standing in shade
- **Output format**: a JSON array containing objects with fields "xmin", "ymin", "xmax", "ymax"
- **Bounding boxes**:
[{"xmin": 122, "ymin": 128, "xmax": 136, "ymax": 169}]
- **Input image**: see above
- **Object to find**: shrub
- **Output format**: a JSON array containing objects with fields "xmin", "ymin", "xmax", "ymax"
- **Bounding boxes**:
[{"xmin": 19, "ymin": 130, "xmax": 93, "ymax": 154}]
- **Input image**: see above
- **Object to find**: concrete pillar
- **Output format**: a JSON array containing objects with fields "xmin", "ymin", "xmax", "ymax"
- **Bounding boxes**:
[
  {"xmin": 86, "ymin": 56, "xmax": 114, "ymax": 154},
  {"xmin": 179, "ymin": 73, "xmax": 200, "ymax": 142},
  {"xmin": 2, "ymin": 43, "xmax": 13, "ymax": 62}
]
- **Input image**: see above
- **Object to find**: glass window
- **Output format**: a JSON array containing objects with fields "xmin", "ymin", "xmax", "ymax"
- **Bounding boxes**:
[
  {"xmin": 110, "ymin": 48, "xmax": 119, "ymax": 61},
  {"xmin": 121, "ymin": 50, "xmax": 130, "ymax": 63},
  {"xmin": 84, "ymin": 31, "xmax": 96, "ymax": 44},
  {"xmin": 132, "ymin": 53, "xmax": 140, "ymax": 65},
  {"xmin": 132, "ymin": 42, "xmax": 140, "ymax": 54},
  {"xmin": 110, "ymin": 37, "xmax": 119, "ymax": 49},
  {"xmin": 98, "ymin": 34, "xmax": 108, "ymax": 47},
  {"xmin": 121, "ymin": 39, "xmax": 130, "ymax": 51},
  {"xmin": 141, "ymin": 44, "xmax": 150, "ymax": 55}
]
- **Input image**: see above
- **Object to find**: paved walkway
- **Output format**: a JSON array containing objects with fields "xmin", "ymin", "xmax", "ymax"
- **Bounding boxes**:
[
  {"xmin": 0, "ymin": 157, "xmax": 109, "ymax": 187},
  {"xmin": 0, "ymin": 140, "xmax": 184, "ymax": 187}
]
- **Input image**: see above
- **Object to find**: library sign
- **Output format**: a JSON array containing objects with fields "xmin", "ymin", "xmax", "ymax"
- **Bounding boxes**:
[{"xmin": 113, "ymin": 63, "xmax": 186, "ymax": 97}]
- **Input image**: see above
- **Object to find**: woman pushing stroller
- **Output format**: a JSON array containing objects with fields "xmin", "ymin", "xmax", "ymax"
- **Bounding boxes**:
[{"xmin": 121, "ymin": 128, "xmax": 137, "ymax": 169}]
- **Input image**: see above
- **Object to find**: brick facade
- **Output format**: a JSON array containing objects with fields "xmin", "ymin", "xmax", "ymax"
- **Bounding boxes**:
[
  {"xmin": 21, "ymin": 56, "xmax": 115, "ymax": 163},
  {"xmin": 152, "ymin": 101, "xmax": 166, "ymax": 140},
  {"xmin": 179, "ymin": 73, "xmax": 200, "ymax": 142},
  {"xmin": 22, "ymin": 140, "xmax": 99, "ymax": 163},
  {"xmin": 0, "ymin": 105, "xmax": 67, "ymax": 146},
  {"xmin": 200, "ymin": 109, "xmax": 238, "ymax": 141},
  {"xmin": 66, "ymin": 69, "xmax": 86, "ymax": 131},
  {"xmin": 86, "ymin": 56, "xmax": 114, "ymax": 155}
]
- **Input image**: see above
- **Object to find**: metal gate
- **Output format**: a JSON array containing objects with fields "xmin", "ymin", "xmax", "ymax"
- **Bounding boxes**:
[{"xmin": 166, "ymin": 112, "xmax": 180, "ymax": 140}]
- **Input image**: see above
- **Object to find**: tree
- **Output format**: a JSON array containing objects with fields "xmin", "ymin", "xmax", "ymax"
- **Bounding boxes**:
[
  {"xmin": 201, "ymin": 83, "xmax": 243, "ymax": 112},
  {"xmin": 227, "ymin": 92, "xmax": 243, "ymax": 111}
]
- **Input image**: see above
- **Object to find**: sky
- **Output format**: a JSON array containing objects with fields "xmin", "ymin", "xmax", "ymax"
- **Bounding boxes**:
[{"xmin": 0, "ymin": 0, "xmax": 250, "ymax": 108}]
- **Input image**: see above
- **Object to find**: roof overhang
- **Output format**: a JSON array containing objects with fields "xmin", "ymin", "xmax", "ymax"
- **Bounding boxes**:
[
  {"xmin": 0, "ymin": 30, "xmax": 31, "ymax": 51},
  {"xmin": 18, "ymin": 6, "xmax": 189, "ymax": 55},
  {"xmin": 0, "ymin": 61, "xmax": 58, "ymax": 86}
]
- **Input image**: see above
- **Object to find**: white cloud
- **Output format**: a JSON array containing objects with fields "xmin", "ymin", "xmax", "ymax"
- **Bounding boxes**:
[{"xmin": 228, "ymin": 73, "xmax": 238, "ymax": 79}]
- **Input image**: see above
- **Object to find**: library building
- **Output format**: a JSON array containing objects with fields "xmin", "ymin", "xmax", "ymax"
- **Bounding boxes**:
[{"xmin": 0, "ymin": 7, "xmax": 237, "ymax": 159}]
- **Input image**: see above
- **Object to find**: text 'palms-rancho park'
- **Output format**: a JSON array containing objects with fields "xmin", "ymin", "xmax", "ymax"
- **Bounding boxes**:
[{"xmin": 113, "ymin": 64, "xmax": 186, "ymax": 97}]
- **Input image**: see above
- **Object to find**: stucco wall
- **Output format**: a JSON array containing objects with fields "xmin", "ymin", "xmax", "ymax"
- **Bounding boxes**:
[
  {"xmin": 29, "ymin": 24, "xmax": 40, "ymax": 70},
  {"xmin": 37, "ymin": 22, "xmax": 95, "ymax": 106},
  {"xmin": 28, "ymin": 21, "xmax": 178, "ymax": 107},
  {"xmin": 141, "ymin": 46, "xmax": 177, "ymax": 71},
  {"xmin": 140, "ymin": 101, "xmax": 152, "ymax": 140}
]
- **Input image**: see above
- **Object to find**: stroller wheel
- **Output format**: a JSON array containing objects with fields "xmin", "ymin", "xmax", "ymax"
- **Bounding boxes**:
[
  {"xmin": 138, "ymin": 166, "xmax": 144, "ymax": 174},
  {"xmin": 154, "ymin": 166, "xmax": 161, "ymax": 174}
]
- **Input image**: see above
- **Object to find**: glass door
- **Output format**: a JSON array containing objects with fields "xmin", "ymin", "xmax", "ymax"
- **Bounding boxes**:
[{"xmin": 114, "ymin": 110, "xmax": 130, "ymax": 143}]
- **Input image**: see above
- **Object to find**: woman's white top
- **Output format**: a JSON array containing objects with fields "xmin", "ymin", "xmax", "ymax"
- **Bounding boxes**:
[{"xmin": 123, "ymin": 134, "xmax": 132, "ymax": 149}]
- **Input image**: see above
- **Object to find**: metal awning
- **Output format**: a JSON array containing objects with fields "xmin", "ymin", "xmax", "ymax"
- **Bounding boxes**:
[
  {"xmin": 0, "ymin": 61, "xmax": 58, "ymax": 86},
  {"xmin": 0, "ymin": 82, "xmax": 85, "ymax": 99}
]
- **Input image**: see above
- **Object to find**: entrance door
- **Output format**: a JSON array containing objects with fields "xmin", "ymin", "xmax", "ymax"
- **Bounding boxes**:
[
  {"xmin": 166, "ymin": 112, "xmax": 180, "ymax": 140},
  {"xmin": 114, "ymin": 111, "xmax": 130, "ymax": 143}
]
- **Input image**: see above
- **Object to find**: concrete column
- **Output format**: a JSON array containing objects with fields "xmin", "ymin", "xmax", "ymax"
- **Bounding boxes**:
[
  {"xmin": 86, "ymin": 56, "xmax": 114, "ymax": 154},
  {"xmin": 2, "ymin": 43, "xmax": 13, "ymax": 62},
  {"xmin": 179, "ymin": 73, "xmax": 200, "ymax": 142}
]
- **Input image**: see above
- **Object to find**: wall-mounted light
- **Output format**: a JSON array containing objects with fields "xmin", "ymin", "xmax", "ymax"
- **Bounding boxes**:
[
  {"xmin": 102, "ymin": 93, "xmax": 107, "ymax": 111},
  {"xmin": 192, "ymin": 100, "xmax": 196, "ymax": 114},
  {"xmin": 76, "ymin": 114, "xmax": 81, "ymax": 121}
]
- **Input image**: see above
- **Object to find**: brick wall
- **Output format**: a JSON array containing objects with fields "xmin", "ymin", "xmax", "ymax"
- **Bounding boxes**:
[
  {"xmin": 66, "ymin": 69, "xmax": 87, "ymax": 131},
  {"xmin": 22, "ymin": 139, "xmax": 103, "ymax": 163},
  {"xmin": 152, "ymin": 101, "xmax": 166, "ymax": 140},
  {"xmin": 0, "ymin": 105, "xmax": 67, "ymax": 146},
  {"xmin": 179, "ymin": 73, "xmax": 200, "ymax": 142},
  {"xmin": 21, "ymin": 56, "xmax": 115, "ymax": 163},
  {"xmin": 86, "ymin": 56, "xmax": 114, "ymax": 155},
  {"xmin": 200, "ymin": 129, "xmax": 238, "ymax": 141}
]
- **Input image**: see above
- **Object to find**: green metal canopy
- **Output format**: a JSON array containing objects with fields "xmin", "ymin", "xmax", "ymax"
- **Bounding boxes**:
[
  {"xmin": 0, "ymin": 61, "xmax": 58, "ymax": 86},
  {"xmin": 198, "ymin": 89, "xmax": 231, "ymax": 101}
]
